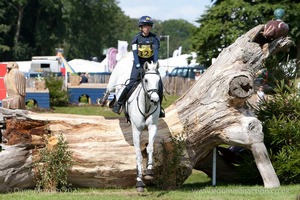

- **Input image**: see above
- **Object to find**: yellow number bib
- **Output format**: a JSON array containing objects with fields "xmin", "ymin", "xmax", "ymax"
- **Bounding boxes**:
[{"xmin": 138, "ymin": 45, "xmax": 154, "ymax": 58}]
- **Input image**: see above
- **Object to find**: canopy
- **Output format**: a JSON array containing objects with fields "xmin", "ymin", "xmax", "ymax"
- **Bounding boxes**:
[{"xmin": 68, "ymin": 59, "xmax": 107, "ymax": 73}]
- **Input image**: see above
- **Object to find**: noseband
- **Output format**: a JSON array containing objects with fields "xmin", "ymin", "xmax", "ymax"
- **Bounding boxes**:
[{"xmin": 141, "ymin": 70, "xmax": 160, "ymax": 99}]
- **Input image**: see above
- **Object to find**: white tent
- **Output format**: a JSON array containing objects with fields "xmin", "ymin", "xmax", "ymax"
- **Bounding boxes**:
[
  {"xmin": 15, "ymin": 61, "xmax": 32, "ymax": 73},
  {"xmin": 68, "ymin": 59, "xmax": 107, "ymax": 73}
]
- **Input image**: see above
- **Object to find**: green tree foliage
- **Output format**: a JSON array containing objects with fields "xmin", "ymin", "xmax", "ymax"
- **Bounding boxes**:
[
  {"xmin": 45, "ymin": 73, "xmax": 68, "ymax": 106},
  {"xmin": 155, "ymin": 19, "xmax": 195, "ymax": 59},
  {"xmin": 0, "ymin": 1, "xmax": 12, "ymax": 57},
  {"xmin": 0, "ymin": 0, "xmax": 131, "ymax": 61},
  {"xmin": 254, "ymin": 81, "xmax": 300, "ymax": 184},
  {"xmin": 61, "ymin": 0, "xmax": 131, "ymax": 59},
  {"xmin": 192, "ymin": 0, "xmax": 300, "ymax": 67},
  {"xmin": 0, "ymin": 0, "xmax": 196, "ymax": 62}
]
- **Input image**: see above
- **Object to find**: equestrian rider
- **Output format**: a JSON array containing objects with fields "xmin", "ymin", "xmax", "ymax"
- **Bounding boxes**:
[{"xmin": 112, "ymin": 15, "xmax": 165, "ymax": 118}]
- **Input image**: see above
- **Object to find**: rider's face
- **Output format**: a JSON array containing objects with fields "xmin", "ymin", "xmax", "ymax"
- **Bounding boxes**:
[{"xmin": 141, "ymin": 25, "xmax": 152, "ymax": 36}]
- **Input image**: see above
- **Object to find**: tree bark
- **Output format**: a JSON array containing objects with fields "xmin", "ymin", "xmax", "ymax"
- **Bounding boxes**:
[{"xmin": 0, "ymin": 25, "xmax": 293, "ymax": 192}]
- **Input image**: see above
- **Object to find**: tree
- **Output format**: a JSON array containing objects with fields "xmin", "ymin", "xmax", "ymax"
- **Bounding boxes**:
[
  {"xmin": 0, "ymin": 0, "xmax": 132, "ymax": 61},
  {"xmin": 0, "ymin": 1, "xmax": 12, "ymax": 58},
  {"xmin": 192, "ymin": 0, "xmax": 299, "ymax": 67},
  {"xmin": 61, "ymin": 0, "xmax": 132, "ymax": 60},
  {"xmin": 155, "ymin": 19, "xmax": 195, "ymax": 59}
]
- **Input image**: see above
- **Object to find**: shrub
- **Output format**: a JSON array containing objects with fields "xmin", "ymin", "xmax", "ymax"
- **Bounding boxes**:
[
  {"xmin": 34, "ymin": 134, "xmax": 73, "ymax": 190},
  {"xmin": 254, "ymin": 80, "xmax": 300, "ymax": 184},
  {"xmin": 154, "ymin": 121, "xmax": 188, "ymax": 189},
  {"xmin": 45, "ymin": 73, "xmax": 69, "ymax": 106}
]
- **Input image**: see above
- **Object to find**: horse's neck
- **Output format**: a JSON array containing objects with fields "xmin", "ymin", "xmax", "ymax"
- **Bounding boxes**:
[{"xmin": 131, "ymin": 83, "xmax": 150, "ymax": 110}]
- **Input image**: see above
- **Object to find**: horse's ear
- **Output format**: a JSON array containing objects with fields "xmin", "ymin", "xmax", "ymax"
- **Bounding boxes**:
[
  {"xmin": 144, "ymin": 62, "xmax": 149, "ymax": 70},
  {"xmin": 156, "ymin": 62, "xmax": 160, "ymax": 69}
]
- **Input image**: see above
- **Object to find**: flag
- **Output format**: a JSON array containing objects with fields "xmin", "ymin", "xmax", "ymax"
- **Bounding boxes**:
[{"xmin": 56, "ymin": 52, "xmax": 75, "ymax": 74}]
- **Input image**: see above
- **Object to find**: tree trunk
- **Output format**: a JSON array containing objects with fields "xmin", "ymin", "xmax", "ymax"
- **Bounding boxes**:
[{"xmin": 0, "ymin": 25, "xmax": 293, "ymax": 192}]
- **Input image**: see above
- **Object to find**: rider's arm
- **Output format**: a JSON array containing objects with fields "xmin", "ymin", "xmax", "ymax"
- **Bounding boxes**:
[
  {"xmin": 152, "ymin": 35, "xmax": 160, "ymax": 63},
  {"xmin": 131, "ymin": 35, "xmax": 141, "ymax": 68}
]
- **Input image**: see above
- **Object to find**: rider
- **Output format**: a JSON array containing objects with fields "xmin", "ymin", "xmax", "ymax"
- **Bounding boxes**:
[{"xmin": 112, "ymin": 15, "xmax": 165, "ymax": 118}]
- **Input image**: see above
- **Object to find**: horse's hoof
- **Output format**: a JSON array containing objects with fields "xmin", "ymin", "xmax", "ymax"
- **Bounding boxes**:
[
  {"xmin": 136, "ymin": 187, "xmax": 144, "ymax": 192},
  {"xmin": 136, "ymin": 180, "xmax": 146, "ymax": 192},
  {"xmin": 144, "ymin": 175, "xmax": 154, "ymax": 180},
  {"xmin": 144, "ymin": 169, "xmax": 154, "ymax": 180}
]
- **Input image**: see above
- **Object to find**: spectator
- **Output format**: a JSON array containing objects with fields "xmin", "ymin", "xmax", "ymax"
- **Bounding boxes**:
[
  {"xmin": 80, "ymin": 72, "xmax": 88, "ymax": 83},
  {"xmin": 195, "ymin": 71, "xmax": 201, "ymax": 81},
  {"xmin": 256, "ymin": 86, "xmax": 265, "ymax": 104}
]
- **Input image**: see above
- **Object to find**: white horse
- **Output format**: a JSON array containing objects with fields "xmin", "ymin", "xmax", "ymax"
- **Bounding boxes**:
[
  {"xmin": 102, "ymin": 61, "xmax": 161, "ymax": 192},
  {"xmin": 126, "ymin": 62, "xmax": 161, "ymax": 192},
  {"xmin": 99, "ymin": 52, "xmax": 133, "ymax": 106}
]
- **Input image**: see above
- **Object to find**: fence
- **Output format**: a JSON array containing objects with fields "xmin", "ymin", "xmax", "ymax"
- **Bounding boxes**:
[
  {"xmin": 162, "ymin": 76, "xmax": 196, "ymax": 96},
  {"xmin": 25, "ymin": 73, "xmax": 111, "ymax": 88},
  {"xmin": 25, "ymin": 74, "xmax": 193, "ymax": 96}
]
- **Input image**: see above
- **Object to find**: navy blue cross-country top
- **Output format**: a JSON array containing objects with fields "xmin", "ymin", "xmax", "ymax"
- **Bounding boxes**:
[{"xmin": 131, "ymin": 32, "xmax": 160, "ymax": 67}]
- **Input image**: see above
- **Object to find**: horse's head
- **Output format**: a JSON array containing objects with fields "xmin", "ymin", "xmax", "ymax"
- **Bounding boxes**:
[{"xmin": 142, "ymin": 62, "xmax": 161, "ymax": 105}]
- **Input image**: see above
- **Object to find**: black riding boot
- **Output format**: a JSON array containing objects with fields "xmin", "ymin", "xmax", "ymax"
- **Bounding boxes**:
[
  {"xmin": 112, "ymin": 88, "xmax": 129, "ymax": 114},
  {"xmin": 158, "ymin": 81, "xmax": 165, "ymax": 118}
]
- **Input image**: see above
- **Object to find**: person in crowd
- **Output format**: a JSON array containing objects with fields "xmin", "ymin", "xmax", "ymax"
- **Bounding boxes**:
[
  {"xmin": 80, "ymin": 72, "xmax": 88, "ymax": 83},
  {"xmin": 256, "ymin": 86, "xmax": 266, "ymax": 104}
]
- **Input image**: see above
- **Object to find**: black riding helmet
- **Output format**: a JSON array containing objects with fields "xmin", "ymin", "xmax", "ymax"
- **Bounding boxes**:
[{"xmin": 138, "ymin": 16, "xmax": 154, "ymax": 27}]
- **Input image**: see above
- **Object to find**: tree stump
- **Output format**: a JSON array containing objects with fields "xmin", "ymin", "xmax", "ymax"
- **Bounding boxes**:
[{"xmin": 0, "ymin": 25, "xmax": 293, "ymax": 192}]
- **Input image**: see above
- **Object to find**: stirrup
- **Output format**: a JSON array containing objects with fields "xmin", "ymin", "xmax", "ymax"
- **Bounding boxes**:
[
  {"xmin": 99, "ymin": 92, "xmax": 109, "ymax": 106},
  {"xmin": 159, "ymin": 107, "xmax": 165, "ymax": 118}
]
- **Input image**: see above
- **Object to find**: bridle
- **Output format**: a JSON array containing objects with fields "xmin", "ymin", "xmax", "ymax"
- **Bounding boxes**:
[{"xmin": 137, "ymin": 70, "xmax": 161, "ymax": 119}]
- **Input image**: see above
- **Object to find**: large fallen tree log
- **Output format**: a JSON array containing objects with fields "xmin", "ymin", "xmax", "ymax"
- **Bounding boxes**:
[{"xmin": 0, "ymin": 25, "xmax": 293, "ymax": 192}]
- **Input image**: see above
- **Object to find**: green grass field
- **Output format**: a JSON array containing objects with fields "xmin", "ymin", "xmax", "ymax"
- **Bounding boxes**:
[
  {"xmin": 1, "ymin": 171, "xmax": 299, "ymax": 200},
  {"xmin": 1, "ymin": 95, "xmax": 300, "ymax": 199},
  {"xmin": 52, "ymin": 94, "xmax": 180, "ymax": 117}
]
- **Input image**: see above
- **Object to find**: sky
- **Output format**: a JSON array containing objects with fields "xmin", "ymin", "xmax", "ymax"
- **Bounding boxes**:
[{"xmin": 117, "ymin": 0, "xmax": 214, "ymax": 26}]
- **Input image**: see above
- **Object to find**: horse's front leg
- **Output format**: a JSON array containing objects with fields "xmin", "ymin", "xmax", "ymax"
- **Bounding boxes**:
[
  {"xmin": 144, "ymin": 124, "xmax": 157, "ymax": 180},
  {"xmin": 132, "ymin": 126, "xmax": 145, "ymax": 192}
]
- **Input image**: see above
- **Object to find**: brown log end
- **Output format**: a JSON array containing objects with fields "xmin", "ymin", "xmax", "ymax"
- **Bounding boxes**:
[
  {"xmin": 229, "ymin": 76, "xmax": 253, "ymax": 99},
  {"xmin": 47, "ymin": 136, "xmax": 58, "ymax": 151}
]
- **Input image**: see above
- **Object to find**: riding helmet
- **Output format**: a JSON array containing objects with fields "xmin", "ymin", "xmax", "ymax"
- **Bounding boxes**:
[{"xmin": 138, "ymin": 16, "xmax": 153, "ymax": 27}]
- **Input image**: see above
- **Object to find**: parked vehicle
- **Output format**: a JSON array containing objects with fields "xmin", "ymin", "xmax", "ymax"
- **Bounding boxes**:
[{"xmin": 167, "ymin": 66, "xmax": 206, "ymax": 79}]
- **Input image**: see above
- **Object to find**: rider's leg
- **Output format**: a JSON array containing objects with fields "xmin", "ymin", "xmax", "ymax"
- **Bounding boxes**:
[
  {"xmin": 112, "ymin": 64, "xmax": 139, "ymax": 114},
  {"xmin": 112, "ymin": 87, "xmax": 129, "ymax": 114},
  {"xmin": 158, "ymin": 80, "xmax": 165, "ymax": 118}
]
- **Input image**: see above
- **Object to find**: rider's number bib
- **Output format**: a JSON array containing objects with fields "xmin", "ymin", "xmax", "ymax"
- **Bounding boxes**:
[{"xmin": 138, "ymin": 45, "xmax": 154, "ymax": 58}]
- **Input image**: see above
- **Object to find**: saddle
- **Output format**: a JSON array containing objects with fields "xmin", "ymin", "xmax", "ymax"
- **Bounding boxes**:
[{"xmin": 125, "ymin": 80, "xmax": 143, "ymax": 123}]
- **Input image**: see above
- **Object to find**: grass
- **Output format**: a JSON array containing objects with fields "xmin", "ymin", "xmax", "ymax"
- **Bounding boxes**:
[
  {"xmin": 4, "ymin": 94, "xmax": 300, "ymax": 199},
  {"xmin": 52, "ymin": 94, "xmax": 180, "ymax": 117},
  {"xmin": 1, "ymin": 171, "xmax": 299, "ymax": 200}
]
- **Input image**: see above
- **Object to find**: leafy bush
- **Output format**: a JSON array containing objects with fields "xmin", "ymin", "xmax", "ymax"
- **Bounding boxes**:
[
  {"xmin": 154, "ymin": 122, "xmax": 189, "ymax": 190},
  {"xmin": 34, "ymin": 134, "xmax": 73, "ymax": 190},
  {"xmin": 154, "ymin": 137, "xmax": 186, "ymax": 190},
  {"xmin": 254, "ymin": 80, "xmax": 300, "ymax": 184},
  {"xmin": 45, "ymin": 73, "xmax": 69, "ymax": 106}
]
